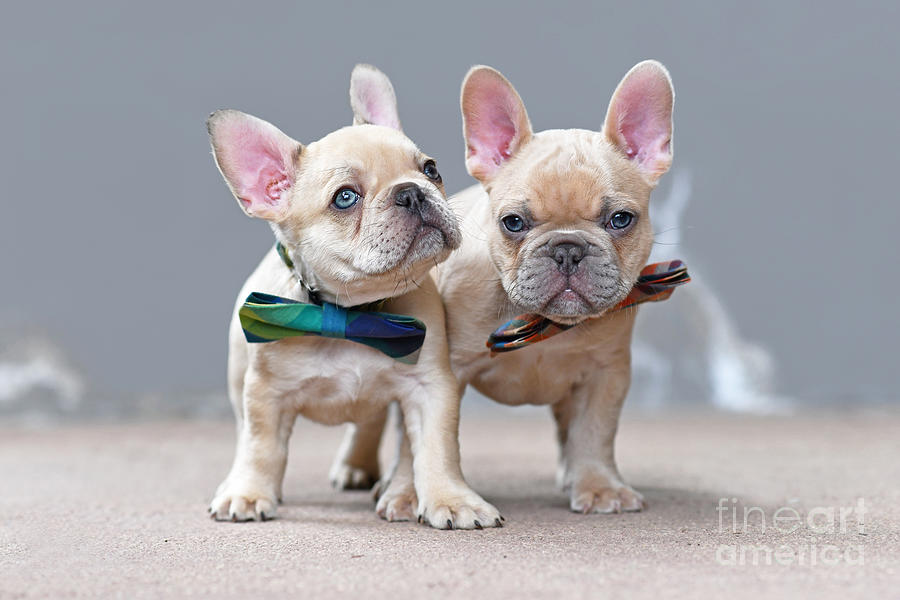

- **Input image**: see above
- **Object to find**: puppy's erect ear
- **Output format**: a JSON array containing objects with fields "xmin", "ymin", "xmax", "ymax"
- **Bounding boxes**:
[
  {"xmin": 461, "ymin": 66, "xmax": 533, "ymax": 183},
  {"xmin": 207, "ymin": 110, "xmax": 301, "ymax": 221},
  {"xmin": 349, "ymin": 64, "xmax": 402, "ymax": 131},
  {"xmin": 603, "ymin": 60, "xmax": 674, "ymax": 185}
]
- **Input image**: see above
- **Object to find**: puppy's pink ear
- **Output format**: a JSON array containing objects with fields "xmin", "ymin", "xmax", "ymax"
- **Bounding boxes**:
[
  {"xmin": 604, "ymin": 60, "xmax": 674, "ymax": 185},
  {"xmin": 349, "ymin": 64, "xmax": 402, "ymax": 130},
  {"xmin": 207, "ymin": 110, "xmax": 301, "ymax": 221},
  {"xmin": 461, "ymin": 66, "xmax": 533, "ymax": 183}
]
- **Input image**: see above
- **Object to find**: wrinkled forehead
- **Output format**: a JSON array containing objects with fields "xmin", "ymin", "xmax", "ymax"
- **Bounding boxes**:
[
  {"xmin": 304, "ymin": 125, "xmax": 424, "ymax": 189},
  {"xmin": 494, "ymin": 129, "xmax": 651, "ymax": 221}
]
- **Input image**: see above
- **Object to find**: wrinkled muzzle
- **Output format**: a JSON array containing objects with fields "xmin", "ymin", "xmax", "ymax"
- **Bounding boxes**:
[{"xmin": 508, "ymin": 232, "xmax": 629, "ymax": 319}]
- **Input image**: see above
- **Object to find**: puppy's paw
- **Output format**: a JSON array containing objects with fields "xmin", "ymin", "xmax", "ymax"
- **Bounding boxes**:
[
  {"xmin": 329, "ymin": 463, "xmax": 379, "ymax": 491},
  {"xmin": 209, "ymin": 482, "xmax": 277, "ymax": 522},
  {"xmin": 375, "ymin": 480, "xmax": 417, "ymax": 522},
  {"xmin": 417, "ymin": 488, "xmax": 503, "ymax": 530},
  {"xmin": 569, "ymin": 481, "xmax": 645, "ymax": 514}
]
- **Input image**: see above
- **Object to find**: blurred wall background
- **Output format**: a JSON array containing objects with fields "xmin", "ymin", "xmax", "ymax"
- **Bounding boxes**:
[{"xmin": 1, "ymin": 1, "xmax": 897, "ymax": 419}]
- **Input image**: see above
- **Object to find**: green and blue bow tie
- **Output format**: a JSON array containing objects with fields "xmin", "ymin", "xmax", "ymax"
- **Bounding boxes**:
[
  {"xmin": 238, "ymin": 243, "xmax": 426, "ymax": 364},
  {"xmin": 239, "ymin": 292, "xmax": 426, "ymax": 364}
]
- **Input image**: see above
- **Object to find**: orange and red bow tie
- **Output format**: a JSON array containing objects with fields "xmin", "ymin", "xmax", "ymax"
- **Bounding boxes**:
[{"xmin": 486, "ymin": 260, "xmax": 690, "ymax": 354}]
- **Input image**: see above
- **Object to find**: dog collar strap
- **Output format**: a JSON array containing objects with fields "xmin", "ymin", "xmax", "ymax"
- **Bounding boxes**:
[
  {"xmin": 486, "ymin": 260, "xmax": 690, "ymax": 354},
  {"xmin": 240, "ymin": 291, "xmax": 426, "ymax": 364},
  {"xmin": 276, "ymin": 242, "xmax": 322, "ymax": 305}
]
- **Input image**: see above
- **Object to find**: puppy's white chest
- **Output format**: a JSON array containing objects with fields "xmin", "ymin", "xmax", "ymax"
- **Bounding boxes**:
[
  {"xmin": 252, "ymin": 337, "xmax": 404, "ymax": 425},
  {"xmin": 468, "ymin": 343, "xmax": 594, "ymax": 406},
  {"xmin": 463, "ymin": 314, "xmax": 635, "ymax": 407}
]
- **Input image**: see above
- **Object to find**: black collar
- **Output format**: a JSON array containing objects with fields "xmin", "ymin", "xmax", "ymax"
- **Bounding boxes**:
[
  {"xmin": 275, "ymin": 242, "xmax": 322, "ymax": 305},
  {"xmin": 274, "ymin": 242, "xmax": 390, "ymax": 312}
]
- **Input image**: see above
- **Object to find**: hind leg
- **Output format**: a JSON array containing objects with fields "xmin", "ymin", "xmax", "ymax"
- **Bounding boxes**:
[
  {"xmin": 329, "ymin": 408, "xmax": 387, "ymax": 490},
  {"xmin": 375, "ymin": 407, "xmax": 418, "ymax": 522},
  {"xmin": 555, "ymin": 358, "xmax": 645, "ymax": 515}
]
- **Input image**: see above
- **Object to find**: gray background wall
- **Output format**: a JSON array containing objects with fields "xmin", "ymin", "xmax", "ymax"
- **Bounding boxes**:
[{"xmin": 1, "ymin": 1, "xmax": 897, "ymax": 408}]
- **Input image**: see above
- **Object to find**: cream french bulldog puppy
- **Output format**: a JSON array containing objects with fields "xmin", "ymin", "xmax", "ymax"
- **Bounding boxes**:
[
  {"xmin": 345, "ymin": 61, "xmax": 676, "ymax": 515},
  {"xmin": 207, "ymin": 64, "xmax": 501, "ymax": 529},
  {"xmin": 440, "ymin": 61, "xmax": 675, "ymax": 514}
]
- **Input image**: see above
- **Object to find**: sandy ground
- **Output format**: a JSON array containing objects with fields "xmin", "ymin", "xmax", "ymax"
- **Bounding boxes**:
[{"xmin": 1, "ymin": 406, "xmax": 898, "ymax": 599}]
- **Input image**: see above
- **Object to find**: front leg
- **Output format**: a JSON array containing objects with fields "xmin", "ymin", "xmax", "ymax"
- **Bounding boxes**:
[
  {"xmin": 555, "ymin": 350, "xmax": 645, "ymax": 514},
  {"xmin": 399, "ymin": 379, "xmax": 502, "ymax": 530},
  {"xmin": 383, "ymin": 276, "xmax": 501, "ymax": 529},
  {"xmin": 210, "ymin": 375, "xmax": 294, "ymax": 522}
]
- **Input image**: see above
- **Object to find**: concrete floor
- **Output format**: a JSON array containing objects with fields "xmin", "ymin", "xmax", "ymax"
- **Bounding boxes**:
[{"xmin": 1, "ymin": 407, "xmax": 898, "ymax": 599}]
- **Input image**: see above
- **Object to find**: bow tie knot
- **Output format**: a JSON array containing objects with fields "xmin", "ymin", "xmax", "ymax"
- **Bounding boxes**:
[{"xmin": 321, "ymin": 302, "xmax": 348, "ymax": 339}]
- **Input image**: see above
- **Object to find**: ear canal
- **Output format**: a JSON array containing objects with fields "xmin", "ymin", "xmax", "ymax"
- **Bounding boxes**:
[
  {"xmin": 207, "ymin": 110, "xmax": 301, "ymax": 221},
  {"xmin": 460, "ymin": 66, "xmax": 533, "ymax": 183},
  {"xmin": 603, "ymin": 60, "xmax": 675, "ymax": 185},
  {"xmin": 349, "ymin": 64, "xmax": 402, "ymax": 131}
]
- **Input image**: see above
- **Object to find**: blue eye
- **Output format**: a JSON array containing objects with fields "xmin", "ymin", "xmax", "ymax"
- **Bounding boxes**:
[
  {"xmin": 423, "ymin": 160, "xmax": 441, "ymax": 182},
  {"xmin": 502, "ymin": 214, "xmax": 525, "ymax": 233},
  {"xmin": 607, "ymin": 211, "xmax": 633, "ymax": 230},
  {"xmin": 333, "ymin": 188, "xmax": 360, "ymax": 209}
]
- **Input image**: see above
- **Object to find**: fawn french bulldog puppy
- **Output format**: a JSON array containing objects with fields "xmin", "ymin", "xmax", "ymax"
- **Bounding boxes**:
[
  {"xmin": 344, "ymin": 61, "xmax": 678, "ymax": 516},
  {"xmin": 438, "ymin": 61, "xmax": 676, "ymax": 513},
  {"xmin": 207, "ymin": 64, "xmax": 501, "ymax": 529}
]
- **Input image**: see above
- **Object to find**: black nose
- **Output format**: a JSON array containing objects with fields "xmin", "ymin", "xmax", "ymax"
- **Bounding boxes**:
[
  {"xmin": 394, "ymin": 183, "xmax": 425, "ymax": 212},
  {"xmin": 552, "ymin": 241, "xmax": 586, "ymax": 275}
]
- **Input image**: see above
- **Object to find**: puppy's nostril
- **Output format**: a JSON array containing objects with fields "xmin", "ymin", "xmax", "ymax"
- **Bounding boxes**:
[
  {"xmin": 553, "ymin": 243, "xmax": 584, "ymax": 263},
  {"xmin": 552, "ymin": 242, "xmax": 586, "ymax": 275},
  {"xmin": 394, "ymin": 183, "xmax": 425, "ymax": 210}
]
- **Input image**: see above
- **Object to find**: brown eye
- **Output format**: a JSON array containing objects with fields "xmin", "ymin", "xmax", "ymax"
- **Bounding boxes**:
[{"xmin": 423, "ymin": 160, "xmax": 441, "ymax": 182}]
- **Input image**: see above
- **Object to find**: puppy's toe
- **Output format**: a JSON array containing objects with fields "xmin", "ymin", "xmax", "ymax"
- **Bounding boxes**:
[
  {"xmin": 210, "ymin": 487, "xmax": 278, "ymax": 522},
  {"xmin": 445, "ymin": 505, "xmax": 480, "ymax": 529},
  {"xmin": 330, "ymin": 464, "xmax": 379, "ymax": 491},
  {"xmin": 569, "ymin": 485, "xmax": 645, "ymax": 515},
  {"xmin": 574, "ymin": 488, "xmax": 622, "ymax": 514},
  {"xmin": 375, "ymin": 482, "xmax": 417, "ymax": 522},
  {"xmin": 617, "ymin": 486, "xmax": 645, "ymax": 512},
  {"xmin": 418, "ymin": 489, "xmax": 503, "ymax": 530},
  {"xmin": 374, "ymin": 468, "xmax": 421, "ymax": 522}
]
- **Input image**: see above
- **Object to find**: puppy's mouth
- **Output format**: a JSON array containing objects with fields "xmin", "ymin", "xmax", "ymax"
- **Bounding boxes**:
[
  {"xmin": 509, "ymin": 260, "xmax": 627, "ymax": 324},
  {"xmin": 398, "ymin": 207, "xmax": 461, "ymax": 264},
  {"xmin": 413, "ymin": 222, "xmax": 444, "ymax": 244},
  {"xmin": 540, "ymin": 286, "xmax": 598, "ymax": 322},
  {"xmin": 400, "ymin": 222, "xmax": 450, "ymax": 266},
  {"xmin": 420, "ymin": 211, "xmax": 462, "ymax": 250}
]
